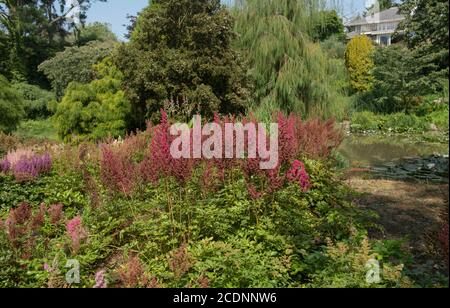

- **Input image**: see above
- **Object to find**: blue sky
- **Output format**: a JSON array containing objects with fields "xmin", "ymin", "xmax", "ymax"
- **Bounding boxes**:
[
  {"xmin": 86, "ymin": 0, "xmax": 149, "ymax": 40},
  {"xmin": 86, "ymin": 0, "xmax": 368, "ymax": 40}
]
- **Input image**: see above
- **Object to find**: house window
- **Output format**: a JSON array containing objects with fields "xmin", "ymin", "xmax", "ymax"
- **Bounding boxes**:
[{"xmin": 379, "ymin": 35, "xmax": 390, "ymax": 45}]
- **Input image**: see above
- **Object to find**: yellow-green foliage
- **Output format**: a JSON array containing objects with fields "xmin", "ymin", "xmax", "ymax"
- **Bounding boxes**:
[
  {"xmin": 54, "ymin": 58, "xmax": 131, "ymax": 142},
  {"xmin": 345, "ymin": 35, "xmax": 374, "ymax": 93}
]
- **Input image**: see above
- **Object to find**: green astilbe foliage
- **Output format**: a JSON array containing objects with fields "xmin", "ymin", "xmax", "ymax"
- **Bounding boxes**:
[
  {"xmin": 0, "ymin": 74, "xmax": 25, "ymax": 133},
  {"xmin": 114, "ymin": 0, "xmax": 252, "ymax": 127},
  {"xmin": 38, "ymin": 41, "xmax": 116, "ymax": 99},
  {"xmin": 54, "ymin": 58, "xmax": 131, "ymax": 142},
  {"xmin": 233, "ymin": 0, "xmax": 349, "ymax": 121}
]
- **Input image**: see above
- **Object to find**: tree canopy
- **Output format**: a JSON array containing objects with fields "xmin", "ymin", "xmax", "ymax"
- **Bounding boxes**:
[
  {"xmin": 398, "ymin": 0, "xmax": 449, "ymax": 91},
  {"xmin": 233, "ymin": 0, "xmax": 349, "ymax": 120},
  {"xmin": 114, "ymin": 0, "xmax": 252, "ymax": 128},
  {"xmin": 39, "ymin": 40, "xmax": 116, "ymax": 99},
  {"xmin": 0, "ymin": 0, "xmax": 106, "ymax": 85}
]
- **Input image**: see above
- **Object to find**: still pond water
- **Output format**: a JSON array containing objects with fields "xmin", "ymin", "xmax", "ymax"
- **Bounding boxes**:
[{"xmin": 338, "ymin": 134, "xmax": 449, "ymax": 183}]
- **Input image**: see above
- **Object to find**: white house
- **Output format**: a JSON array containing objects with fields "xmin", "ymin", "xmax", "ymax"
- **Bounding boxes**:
[{"xmin": 344, "ymin": 7, "xmax": 405, "ymax": 46}]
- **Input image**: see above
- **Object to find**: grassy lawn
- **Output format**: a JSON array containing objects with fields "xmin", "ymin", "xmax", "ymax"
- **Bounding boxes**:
[{"xmin": 14, "ymin": 118, "xmax": 59, "ymax": 141}]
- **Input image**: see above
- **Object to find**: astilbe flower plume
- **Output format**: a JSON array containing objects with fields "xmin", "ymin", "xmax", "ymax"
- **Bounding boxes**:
[
  {"xmin": 140, "ymin": 110, "xmax": 195, "ymax": 184},
  {"xmin": 118, "ymin": 255, "xmax": 148, "ymax": 288},
  {"xmin": 48, "ymin": 204, "xmax": 63, "ymax": 225},
  {"xmin": 0, "ymin": 159, "xmax": 10, "ymax": 173},
  {"xmin": 287, "ymin": 160, "xmax": 311, "ymax": 191},
  {"xmin": 12, "ymin": 152, "xmax": 52, "ymax": 182},
  {"xmin": 3, "ymin": 202, "xmax": 51, "ymax": 253},
  {"xmin": 169, "ymin": 243, "xmax": 193, "ymax": 279},
  {"xmin": 100, "ymin": 145, "xmax": 138, "ymax": 197},
  {"xmin": 93, "ymin": 270, "xmax": 108, "ymax": 288},
  {"xmin": 66, "ymin": 216, "xmax": 88, "ymax": 253}
]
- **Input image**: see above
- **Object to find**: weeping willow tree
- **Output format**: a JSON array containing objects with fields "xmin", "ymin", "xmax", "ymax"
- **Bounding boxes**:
[{"xmin": 233, "ymin": 0, "xmax": 349, "ymax": 120}]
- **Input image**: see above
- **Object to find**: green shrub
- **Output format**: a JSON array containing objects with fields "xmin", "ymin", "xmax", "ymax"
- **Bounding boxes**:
[
  {"xmin": 307, "ymin": 237, "xmax": 412, "ymax": 288},
  {"xmin": 12, "ymin": 83, "xmax": 56, "ymax": 120},
  {"xmin": 54, "ymin": 58, "xmax": 131, "ymax": 142},
  {"xmin": 351, "ymin": 111, "xmax": 434, "ymax": 134},
  {"xmin": 428, "ymin": 110, "xmax": 449, "ymax": 131},
  {"xmin": 384, "ymin": 113, "xmax": 429, "ymax": 133},
  {"xmin": 351, "ymin": 111, "xmax": 380, "ymax": 132},
  {"xmin": 0, "ymin": 75, "xmax": 25, "ymax": 133}
]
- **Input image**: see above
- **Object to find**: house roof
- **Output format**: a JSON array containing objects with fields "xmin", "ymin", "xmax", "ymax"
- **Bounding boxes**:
[{"xmin": 345, "ymin": 7, "xmax": 405, "ymax": 26}]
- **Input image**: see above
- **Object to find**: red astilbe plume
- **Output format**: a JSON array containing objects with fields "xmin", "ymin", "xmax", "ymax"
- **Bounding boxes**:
[
  {"xmin": 117, "ymin": 255, "xmax": 148, "ymax": 288},
  {"xmin": 48, "ymin": 203, "xmax": 63, "ymax": 225},
  {"xmin": 169, "ymin": 243, "xmax": 193, "ymax": 280},
  {"xmin": 141, "ymin": 110, "xmax": 195, "ymax": 184},
  {"xmin": 4, "ymin": 202, "xmax": 31, "ymax": 245},
  {"xmin": 296, "ymin": 118, "xmax": 343, "ymax": 159},
  {"xmin": 287, "ymin": 160, "xmax": 311, "ymax": 191},
  {"xmin": 277, "ymin": 112, "xmax": 298, "ymax": 165},
  {"xmin": 30, "ymin": 203, "xmax": 46, "ymax": 231},
  {"xmin": 3, "ymin": 202, "xmax": 56, "ymax": 255},
  {"xmin": 100, "ymin": 144, "xmax": 139, "ymax": 197}
]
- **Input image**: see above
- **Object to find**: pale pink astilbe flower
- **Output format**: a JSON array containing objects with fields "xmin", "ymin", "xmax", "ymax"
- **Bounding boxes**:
[
  {"xmin": 93, "ymin": 270, "xmax": 108, "ymax": 288},
  {"xmin": 5, "ymin": 148, "xmax": 34, "ymax": 168},
  {"xmin": 66, "ymin": 216, "xmax": 88, "ymax": 253},
  {"xmin": 287, "ymin": 160, "xmax": 311, "ymax": 191}
]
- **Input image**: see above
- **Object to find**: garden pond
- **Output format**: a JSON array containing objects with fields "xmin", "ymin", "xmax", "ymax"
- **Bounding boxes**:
[{"xmin": 338, "ymin": 134, "xmax": 449, "ymax": 183}]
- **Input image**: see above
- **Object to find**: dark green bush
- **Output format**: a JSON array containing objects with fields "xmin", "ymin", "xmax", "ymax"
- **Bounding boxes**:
[
  {"xmin": 12, "ymin": 83, "xmax": 56, "ymax": 120},
  {"xmin": 0, "ymin": 75, "xmax": 25, "ymax": 133}
]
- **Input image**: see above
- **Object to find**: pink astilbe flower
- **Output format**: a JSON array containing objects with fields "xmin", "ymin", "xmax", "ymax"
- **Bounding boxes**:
[
  {"xmin": 277, "ymin": 112, "xmax": 298, "ymax": 165},
  {"xmin": 12, "ymin": 152, "xmax": 52, "ymax": 182},
  {"xmin": 5, "ymin": 148, "xmax": 34, "ymax": 167},
  {"xmin": 66, "ymin": 216, "xmax": 87, "ymax": 253},
  {"xmin": 43, "ymin": 263, "xmax": 50, "ymax": 272},
  {"xmin": 94, "ymin": 270, "xmax": 108, "ymax": 288},
  {"xmin": 141, "ymin": 110, "xmax": 195, "ymax": 184},
  {"xmin": 0, "ymin": 159, "xmax": 10, "ymax": 173},
  {"xmin": 287, "ymin": 160, "xmax": 311, "ymax": 191}
]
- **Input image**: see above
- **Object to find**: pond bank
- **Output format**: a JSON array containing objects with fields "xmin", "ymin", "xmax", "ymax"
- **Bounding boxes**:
[{"xmin": 341, "ymin": 133, "xmax": 449, "ymax": 285}]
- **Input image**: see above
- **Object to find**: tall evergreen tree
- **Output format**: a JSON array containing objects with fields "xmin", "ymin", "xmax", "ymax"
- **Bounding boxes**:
[
  {"xmin": 233, "ymin": 0, "xmax": 349, "ymax": 120},
  {"xmin": 114, "ymin": 0, "xmax": 252, "ymax": 128},
  {"xmin": 398, "ymin": 0, "xmax": 449, "ymax": 91}
]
